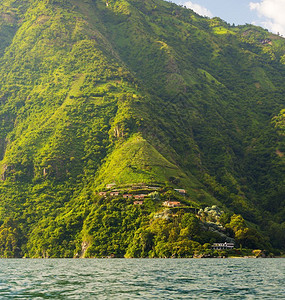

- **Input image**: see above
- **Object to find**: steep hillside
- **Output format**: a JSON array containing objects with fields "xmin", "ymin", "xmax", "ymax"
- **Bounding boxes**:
[{"xmin": 0, "ymin": 0, "xmax": 284, "ymax": 257}]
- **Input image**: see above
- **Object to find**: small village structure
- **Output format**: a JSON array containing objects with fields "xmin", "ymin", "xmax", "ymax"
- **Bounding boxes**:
[
  {"xmin": 163, "ymin": 201, "xmax": 181, "ymax": 208},
  {"xmin": 134, "ymin": 194, "xmax": 148, "ymax": 200},
  {"xmin": 110, "ymin": 191, "xmax": 120, "ymax": 197},
  {"xmin": 123, "ymin": 194, "xmax": 133, "ymax": 199},
  {"xmin": 100, "ymin": 184, "xmax": 189, "ymax": 209},
  {"xmin": 133, "ymin": 200, "xmax": 143, "ymax": 205},
  {"xmin": 212, "ymin": 242, "xmax": 234, "ymax": 250}
]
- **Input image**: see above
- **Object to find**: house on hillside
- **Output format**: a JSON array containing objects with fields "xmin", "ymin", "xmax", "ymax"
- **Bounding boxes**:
[
  {"xmin": 134, "ymin": 194, "xmax": 147, "ymax": 200},
  {"xmin": 134, "ymin": 200, "xmax": 143, "ymax": 205},
  {"xmin": 110, "ymin": 191, "xmax": 119, "ymax": 197},
  {"xmin": 99, "ymin": 192, "xmax": 107, "ymax": 197},
  {"xmin": 123, "ymin": 194, "xmax": 133, "ymax": 199},
  {"xmin": 163, "ymin": 201, "xmax": 181, "ymax": 208},
  {"xmin": 212, "ymin": 242, "xmax": 234, "ymax": 250}
]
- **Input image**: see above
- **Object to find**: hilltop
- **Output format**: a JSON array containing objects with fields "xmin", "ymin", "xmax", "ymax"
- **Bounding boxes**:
[{"xmin": 0, "ymin": 0, "xmax": 284, "ymax": 257}]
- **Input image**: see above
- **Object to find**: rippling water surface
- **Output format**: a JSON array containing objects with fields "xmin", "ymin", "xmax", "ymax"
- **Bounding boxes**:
[{"xmin": 0, "ymin": 258, "xmax": 284, "ymax": 299}]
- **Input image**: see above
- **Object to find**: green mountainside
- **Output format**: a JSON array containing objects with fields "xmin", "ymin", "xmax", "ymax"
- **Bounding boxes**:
[{"xmin": 0, "ymin": 0, "xmax": 284, "ymax": 257}]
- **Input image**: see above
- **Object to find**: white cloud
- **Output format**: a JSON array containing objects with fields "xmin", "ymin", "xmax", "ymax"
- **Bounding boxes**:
[
  {"xmin": 250, "ymin": 0, "xmax": 285, "ymax": 35},
  {"xmin": 183, "ymin": 1, "xmax": 213, "ymax": 18}
]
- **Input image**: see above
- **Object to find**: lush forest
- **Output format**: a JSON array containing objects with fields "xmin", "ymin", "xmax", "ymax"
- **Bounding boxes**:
[{"xmin": 0, "ymin": 0, "xmax": 284, "ymax": 257}]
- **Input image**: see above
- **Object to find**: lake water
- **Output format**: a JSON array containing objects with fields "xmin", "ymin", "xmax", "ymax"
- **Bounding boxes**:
[{"xmin": 0, "ymin": 258, "xmax": 284, "ymax": 299}]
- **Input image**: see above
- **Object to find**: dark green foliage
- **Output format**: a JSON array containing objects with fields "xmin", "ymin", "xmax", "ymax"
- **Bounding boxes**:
[{"xmin": 0, "ymin": 0, "xmax": 283, "ymax": 256}]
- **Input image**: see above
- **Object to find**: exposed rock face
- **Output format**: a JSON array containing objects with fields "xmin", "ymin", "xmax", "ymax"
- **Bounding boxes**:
[{"xmin": 80, "ymin": 241, "xmax": 90, "ymax": 258}]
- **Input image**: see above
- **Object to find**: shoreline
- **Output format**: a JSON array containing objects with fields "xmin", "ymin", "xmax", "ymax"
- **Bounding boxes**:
[{"xmin": 11, "ymin": 255, "xmax": 284, "ymax": 259}]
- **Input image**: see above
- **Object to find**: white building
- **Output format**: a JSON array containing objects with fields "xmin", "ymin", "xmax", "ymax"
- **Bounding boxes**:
[{"xmin": 212, "ymin": 242, "xmax": 234, "ymax": 250}]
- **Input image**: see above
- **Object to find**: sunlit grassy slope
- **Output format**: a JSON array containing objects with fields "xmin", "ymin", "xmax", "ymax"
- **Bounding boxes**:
[{"xmin": 96, "ymin": 133, "xmax": 198, "ymax": 187}]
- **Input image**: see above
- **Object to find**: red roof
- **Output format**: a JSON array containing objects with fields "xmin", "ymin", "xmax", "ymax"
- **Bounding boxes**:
[
  {"xmin": 134, "ymin": 201, "xmax": 143, "ymax": 205},
  {"xmin": 110, "ymin": 192, "xmax": 119, "ymax": 196},
  {"xmin": 163, "ymin": 201, "xmax": 181, "ymax": 207},
  {"xmin": 123, "ymin": 194, "xmax": 133, "ymax": 198}
]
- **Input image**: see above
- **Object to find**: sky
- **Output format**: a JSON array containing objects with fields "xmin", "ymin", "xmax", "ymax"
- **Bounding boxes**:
[{"xmin": 171, "ymin": 0, "xmax": 285, "ymax": 36}]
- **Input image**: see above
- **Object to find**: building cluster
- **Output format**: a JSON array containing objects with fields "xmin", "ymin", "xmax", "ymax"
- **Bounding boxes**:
[
  {"xmin": 98, "ymin": 183, "xmax": 161, "ymax": 205},
  {"xmin": 98, "ymin": 183, "xmax": 186, "ymax": 207},
  {"xmin": 100, "ymin": 184, "xmax": 236, "ymax": 250}
]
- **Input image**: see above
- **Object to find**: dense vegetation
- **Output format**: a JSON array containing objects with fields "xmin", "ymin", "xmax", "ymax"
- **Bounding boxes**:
[{"xmin": 0, "ymin": 0, "xmax": 283, "ymax": 257}]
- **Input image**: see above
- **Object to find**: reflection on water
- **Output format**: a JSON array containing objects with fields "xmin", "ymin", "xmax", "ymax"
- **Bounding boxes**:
[{"xmin": 0, "ymin": 258, "xmax": 284, "ymax": 299}]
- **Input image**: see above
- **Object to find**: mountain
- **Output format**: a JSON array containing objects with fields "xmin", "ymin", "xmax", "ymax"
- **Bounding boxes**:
[{"xmin": 0, "ymin": 0, "xmax": 284, "ymax": 257}]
